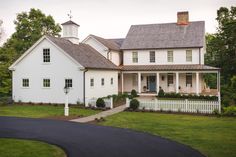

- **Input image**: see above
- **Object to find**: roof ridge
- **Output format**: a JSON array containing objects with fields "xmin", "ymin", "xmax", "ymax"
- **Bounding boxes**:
[{"xmin": 130, "ymin": 21, "xmax": 205, "ymax": 27}]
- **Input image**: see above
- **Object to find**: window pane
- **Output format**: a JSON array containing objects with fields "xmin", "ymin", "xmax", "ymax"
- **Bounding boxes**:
[
  {"xmin": 22, "ymin": 79, "xmax": 29, "ymax": 87},
  {"xmin": 167, "ymin": 74, "xmax": 173, "ymax": 86},
  {"xmin": 43, "ymin": 79, "xmax": 50, "ymax": 87},
  {"xmin": 186, "ymin": 50, "xmax": 192, "ymax": 62},
  {"xmin": 150, "ymin": 51, "xmax": 155, "ymax": 63},
  {"xmin": 43, "ymin": 49, "xmax": 50, "ymax": 63},
  {"xmin": 132, "ymin": 52, "xmax": 138, "ymax": 63},
  {"xmin": 101, "ymin": 78, "xmax": 104, "ymax": 86},
  {"xmin": 65, "ymin": 79, "xmax": 72, "ymax": 88},
  {"xmin": 111, "ymin": 78, "xmax": 113, "ymax": 85},
  {"xmin": 186, "ymin": 73, "xmax": 192, "ymax": 87},
  {"xmin": 90, "ymin": 78, "xmax": 94, "ymax": 87},
  {"xmin": 167, "ymin": 51, "xmax": 173, "ymax": 62}
]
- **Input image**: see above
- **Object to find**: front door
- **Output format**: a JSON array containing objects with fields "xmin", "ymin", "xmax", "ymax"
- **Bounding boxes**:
[{"xmin": 149, "ymin": 76, "xmax": 156, "ymax": 92}]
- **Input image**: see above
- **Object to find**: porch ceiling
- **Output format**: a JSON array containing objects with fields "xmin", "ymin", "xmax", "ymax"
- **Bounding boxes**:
[{"xmin": 120, "ymin": 64, "xmax": 220, "ymax": 72}]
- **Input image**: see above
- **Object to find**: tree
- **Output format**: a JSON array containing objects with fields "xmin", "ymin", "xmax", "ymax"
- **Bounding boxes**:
[
  {"xmin": 205, "ymin": 6, "xmax": 236, "ymax": 84},
  {"xmin": 0, "ymin": 8, "xmax": 61, "ymax": 96},
  {"xmin": 0, "ymin": 20, "xmax": 3, "ymax": 42}
]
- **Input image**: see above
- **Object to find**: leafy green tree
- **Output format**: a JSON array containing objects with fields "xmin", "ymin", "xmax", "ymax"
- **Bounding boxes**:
[{"xmin": 0, "ymin": 8, "xmax": 61, "ymax": 96}]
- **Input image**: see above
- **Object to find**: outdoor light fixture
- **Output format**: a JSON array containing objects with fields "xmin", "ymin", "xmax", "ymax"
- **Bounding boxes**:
[{"xmin": 63, "ymin": 85, "xmax": 70, "ymax": 116}]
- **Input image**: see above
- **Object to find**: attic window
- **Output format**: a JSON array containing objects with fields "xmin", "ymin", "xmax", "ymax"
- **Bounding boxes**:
[{"xmin": 43, "ymin": 48, "xmax": 50, "ymax": 63}]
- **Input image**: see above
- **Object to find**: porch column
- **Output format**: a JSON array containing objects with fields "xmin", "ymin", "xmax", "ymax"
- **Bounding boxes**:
[
  {"xmin": 121, "ymin": 72, "xmax": 124, "ymax": 93},
  {"xmin": 138, "ymin": 72, "xmax": 141, "ymax": 93},
  {"xmin": 156, "ymin": 72, "xmax": 160, "ymax": 94},
  {"xmin": 196, "ymin": 72, "xmax": 199, "ymax": 95},
  {"xmin": 217, "ymin": 71, "xmax": 221, "ymax": 92},
  {"xmin": 176, "ymin": 72, "xmax": 179, "ymax": 93}
]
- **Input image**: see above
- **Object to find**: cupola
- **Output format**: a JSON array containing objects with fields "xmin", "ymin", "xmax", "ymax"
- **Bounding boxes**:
[{"xmin": 61, "ymin": 20, "xmax": 80, "ymax": 44}]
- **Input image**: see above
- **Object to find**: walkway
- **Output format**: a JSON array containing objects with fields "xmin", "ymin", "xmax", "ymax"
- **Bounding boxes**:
[
  {"xmin": 0, "ymin": 116, "xmax": 205, "ymax": 157},
  {"xmin": 70, "ymin": 105, "xmax": 126, "ymax": 123}
]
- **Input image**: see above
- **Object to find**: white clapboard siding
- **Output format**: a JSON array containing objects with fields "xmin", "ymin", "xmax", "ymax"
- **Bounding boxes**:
[{"xmin": 137, "ymin": 99, "xmax": 219, "ymax": 114}]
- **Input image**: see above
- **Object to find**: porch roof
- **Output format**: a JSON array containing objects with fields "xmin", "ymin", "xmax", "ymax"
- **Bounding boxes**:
[{"xmin": 120, "ymin": 64, "xmax": 220, "ymax": 71}]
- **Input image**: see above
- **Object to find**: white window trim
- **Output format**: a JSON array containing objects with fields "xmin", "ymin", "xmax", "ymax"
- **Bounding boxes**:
[
  {"xmin": 90, "ymin": 78, "xmax": 94, "ymax": 88},
  {"xmin": 149, "ymin": 51, "xmax": 155, "ymax": 63},
  {"xmin": 167, "ymin": 50, "xmax": 174, "ymax": 62},
  {"xmin": 42, "ymin": 48, "xmax": 51, "ymax": 65},
  {"xmin": 21, "ymin": 78, "xmax": 30, "ymax": 89},
  {"xmin": 42, "ymin": 78, "xmax": 51, "ymax": 89},
  {"xmin": 64, "ymin": 78, "xmax": 73, "ymax": 89},
  {"xmin": 101, "ymin": 78, "xmax": 105, "ymax": 87},
  {"xmin": 132, "ymin": 51, "xmax": 138, "ymax": 63},
  {"xmin": 186, "ymin": 50, "xmax": 192, "ymax": 62}
]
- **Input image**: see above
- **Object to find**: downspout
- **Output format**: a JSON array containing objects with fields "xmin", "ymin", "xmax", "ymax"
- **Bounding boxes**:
[{"xmin": 83, "ymin": 68, "xmax": 88, "ymax": 106}]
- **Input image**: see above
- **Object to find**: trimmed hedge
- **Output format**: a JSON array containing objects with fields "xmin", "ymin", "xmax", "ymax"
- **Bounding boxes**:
[
  {"xmin": 130, "ymin": 99, "xmax": 140, "ymax": 110},
  {"xmin": 157, "ymin": 92, "xmax": 218, "ymax": 101},
  {"xmin": 96, "ymin": 98, "xmax": 105, "ymax": 108}
]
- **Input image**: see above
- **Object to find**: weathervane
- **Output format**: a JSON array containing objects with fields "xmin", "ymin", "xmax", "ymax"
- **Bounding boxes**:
[{"xmin": 67, "ymin": 10, "xmax": 72, "ymax": 20}]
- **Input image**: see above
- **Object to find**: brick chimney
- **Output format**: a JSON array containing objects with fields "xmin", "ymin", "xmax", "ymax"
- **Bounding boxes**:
[{"xmin": 177, "ymin": 11, "xmax": 189, "ymax": 25}]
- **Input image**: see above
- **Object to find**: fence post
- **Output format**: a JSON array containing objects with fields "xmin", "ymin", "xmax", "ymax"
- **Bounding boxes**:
[
  {"xmin": 126, "ymin": 98, "xmax": 130, "ymax": 108},
  {"xmin": 85, "ymin": 98, "xmax": 89, "ymax": 107},
  {"xmin": 110, "ymin": 97, "xmax": 113, "ymax": 109},
  {"xmin": 154, "ymin": 99, "xmax": 158, "ymax": 111},
  {"xmin": 218, "ymin": 92, "xmax": 221, "ymax": 113},
  {"xmin": 185, "ymin": 99, "xmax": 188, "ymax": 112}
]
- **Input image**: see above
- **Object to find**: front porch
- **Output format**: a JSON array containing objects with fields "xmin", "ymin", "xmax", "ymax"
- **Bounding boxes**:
[{"xmin": 120, "ymin": 70, "xmax": 220, "ymax": 96}]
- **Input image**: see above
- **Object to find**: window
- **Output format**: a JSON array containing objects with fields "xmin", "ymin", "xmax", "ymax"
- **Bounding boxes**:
[
  {"xmin": 186, "ymin": 50, "xmax": 192, "ymax": 62},
  {"xmin": 149, "ymin": 51, "xmax": 155, "ymax": 63},
  {"xmin": 101, "ymin": 78, "xmax": 104, "ymax": 86},
  {"xmin": 65, "ymin": 79, "xmax": 72, "ymax": 88},
  {"xmin": 167, "ymin": 73, "xmax": 174, "ymax": 86},
  {"xmin": 132, "ymin": 51, "xmax": 138, "ymax": 63},
  {"xmin": 22, "ymin": 79, "xmax": 29, "ymax": 87},
  {"xmin": 111, "ymin": 78, "xmax": 113, "ymax": 85},
  {"xmin": 43, "ymin": 48, "xmax": 50, "ymax": 63},
  {"xmin": 43, "ymin": 79, "xmax": 50, "ymax": 88},
  {"xmin": 90, "ymin": 78, "xmax": 94, "ymax": 87},
  {"xmin": 132, "ymin": 74, "xmax": 138, "ymax": 86},
  {"xmin": 186, "ymin": 73, "xmax": 192, "ymax": 87},
  {"xmin": 167, "ymin": 51, "xmax": 173, "ymax": 62}
]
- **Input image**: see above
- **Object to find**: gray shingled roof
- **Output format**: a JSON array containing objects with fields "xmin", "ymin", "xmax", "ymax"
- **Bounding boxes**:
[
  {"xmin": 46, "ymin": 35, "xmax": 118, "ymax": 70},
  {"xmin": 61, "ymin": 20, "xmax": 80, "ymax": 27},
  {"xmin": 121, "ymin": 21, "xmax": 205, "ymax": 50},
  {"xmin": 90, "ymin": 35, "xmax": 124, "ymax": 51},
  {"xmin": 120, "ymin": 64, "xmax": 219, "ymax": 71}
]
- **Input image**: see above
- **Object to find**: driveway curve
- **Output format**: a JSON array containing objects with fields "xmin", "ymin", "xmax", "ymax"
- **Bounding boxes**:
[{"xmin": 0, "ymin": 116, "xmax": 204, "ymax": 157}]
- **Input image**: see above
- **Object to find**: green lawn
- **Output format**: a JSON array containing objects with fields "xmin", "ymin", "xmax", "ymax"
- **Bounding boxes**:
[
  {"xmin": 0, "ymin": 138, "xmax": 66, "ymax": 157},
  {"xmin": 101, "ymin": 112, "xmax": 236, "ymax": 157},
  {"xmin": 0, "ymin": 104, "xmax": 100, "ymax": 118}
]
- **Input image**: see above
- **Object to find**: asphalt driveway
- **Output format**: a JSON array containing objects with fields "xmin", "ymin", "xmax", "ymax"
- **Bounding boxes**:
[{"xmin": 0, "ymin": 116, "xmax": 205, "ymax": 157}]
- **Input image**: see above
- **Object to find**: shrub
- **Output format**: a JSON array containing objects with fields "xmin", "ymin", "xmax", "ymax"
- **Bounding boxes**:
[
  {"xmin": 158, "ymin": 88, "xmax": 165, "ymax": 97},
  {"xmin": 96, "ymin": 98, "xmax": 105, "ymax": 108},
  {"xmin": 131, "ymin": 89, "xmax": 138, "ymax": 98},
  {"xmin": 129, "ymin": 99, "xmax": 140, "ymax": 110},
  {"xmin": 223, "ymin": 106, "xmax": 236, "ymax": 116}
]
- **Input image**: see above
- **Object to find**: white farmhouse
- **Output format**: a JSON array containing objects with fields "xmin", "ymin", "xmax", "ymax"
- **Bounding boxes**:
[{"xmin": 9, "ymin": 11, "xmax": 220, "ymax": 105}]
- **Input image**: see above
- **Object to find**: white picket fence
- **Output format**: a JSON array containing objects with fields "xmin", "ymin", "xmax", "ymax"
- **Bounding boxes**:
[
  {"xmin": 126, "ymin": 98, "xmax": 220, "ymax": 114},
  {"xmin": 87, "ymin": 97, "xmax": 113, "ymax": 108}
]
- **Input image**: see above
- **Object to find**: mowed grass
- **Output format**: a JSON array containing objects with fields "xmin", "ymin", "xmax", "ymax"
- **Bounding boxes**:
[
  {"xmin": 101, "ymin": 112, "xmax": 236, "ymax": 157},
  {"xmin": 0, "ymin": 104, "xmax": 100, "ymax": 118},
  {"xmin": 0, "ymin": 138, "xmax": 66, "ymax": 157}
]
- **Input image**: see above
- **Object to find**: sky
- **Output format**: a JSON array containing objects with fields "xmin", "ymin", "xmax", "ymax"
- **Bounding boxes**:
[{"xmin": 0, "ymin": 0, "xmax": 235, "ymax": 45}]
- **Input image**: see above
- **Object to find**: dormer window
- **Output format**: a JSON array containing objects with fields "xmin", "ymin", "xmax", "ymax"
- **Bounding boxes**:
[{"xmin": 43, "ymin": 48, "xmax": 50, "ymax": 63}]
